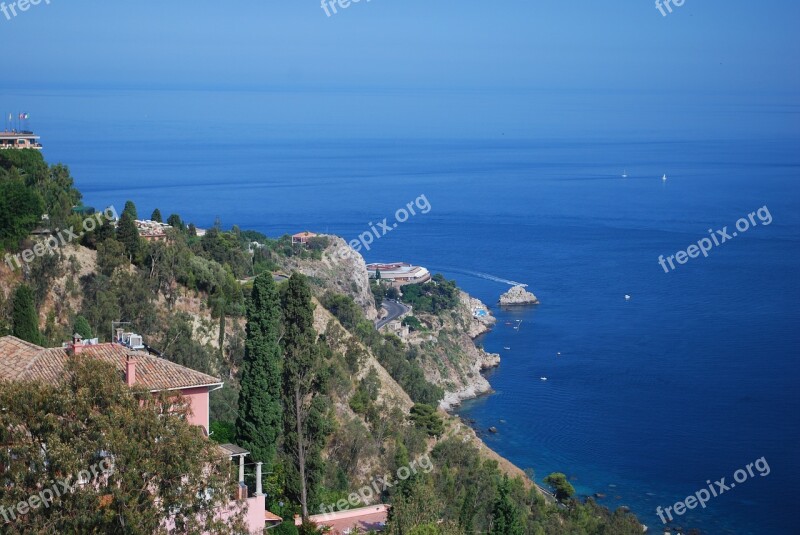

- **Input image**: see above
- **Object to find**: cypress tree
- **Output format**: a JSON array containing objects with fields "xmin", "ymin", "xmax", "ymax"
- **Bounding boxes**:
[
  {"xmin": 281, "ymin": 273, "xmax": 328, "ymax": 520},
  {"xmin": 150, "ymin": 208, "xmax": 162, "ymax": 222},
  {"xmin": 116, "ymin": 211, "xmax": 140, "ymax": 262},
  {"xmin": 73, "ymin": 315, "xmax": 93, "ymax": 339},
  {"xmin": 122, "ymin": 200, "xmax": 138, "ymax": 220},
  {"xmin": 235, "ymin": 273, "xmax": 283, "ymax": 471},
  {"xmin": 12, "ymin": 284, "xmax": 43, "ymax": 345}
]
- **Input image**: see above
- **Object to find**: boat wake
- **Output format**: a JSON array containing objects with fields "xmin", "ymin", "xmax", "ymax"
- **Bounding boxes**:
[{"xmin": 431, "ymin": 266, "xmax": 527, "ymax": 287}]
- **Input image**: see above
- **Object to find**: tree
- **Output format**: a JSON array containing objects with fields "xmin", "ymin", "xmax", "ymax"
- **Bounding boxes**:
[
  {"xmin": 167, "ymin": 213, "xmax": 183, "ymax": 230},
  {"xmin": 73, "ymin": 315, "xmax": 93, "ymax": 339},
  {"xmin": 116, "ymin": 211, "xmax": 141, "ymax": 262},
  {"xmin": 490, "ymin": 475, "xmax": 524, "ymax": 535},
  {"xmin": 0, "ymin": 177, "xmax": 44, "ymax": 250},
  {"xmin": 150, "ymin": 208, "xmax": 162, "ymax": 222},
  {"xmin": 0, "ymin": 357, "xmax": 246, "ymax": 534},
  {"xmin": 235, "ymin": 273, "xmax": 283, "ymax": 472},
  {"xmin": 281, "ymin": 273, "xmax": 329, "ymax": 520},
  {"xmin": 11, "ymin": 284, "xmax": 42, "ymax": 345},
  {"xmin": 409, "ymin": 404, "xmax": 444, "ymax": 437},
  {"xmin": 544, "ymin": 472, "xmax": 575, "ymax": 502},
  {"xmin": 96, "ymin": 238, "xmax": 127, "ymax": 277},
  {"xmin": 122, "ymin": 200, "xmax": 138, "ymax": 219}
]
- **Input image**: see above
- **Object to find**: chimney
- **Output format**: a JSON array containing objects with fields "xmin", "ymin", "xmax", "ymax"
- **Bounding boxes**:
[
  {"xmin": 125, "ymin": 354, "xmax": 136, "ymax": 386},
  {"xmin": 71, "ymin": 333, "xmax": 84, "ymax": 355}
]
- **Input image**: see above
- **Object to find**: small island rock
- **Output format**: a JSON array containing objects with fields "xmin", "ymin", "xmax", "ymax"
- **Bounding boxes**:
[{"xmin": 499, "ymin": 285, "xmax": 540, "ymax": 305}]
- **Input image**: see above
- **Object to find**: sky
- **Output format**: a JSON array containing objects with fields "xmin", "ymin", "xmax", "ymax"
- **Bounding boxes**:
[{"xmin": 1, "ymin": 1, "xmax": 799, "ymax": 94}]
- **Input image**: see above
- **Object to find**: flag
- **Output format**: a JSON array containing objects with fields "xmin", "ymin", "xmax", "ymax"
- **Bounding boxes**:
[{"xmin": 19, "ymin": 113, "xmax": 28, "ymax": 120}]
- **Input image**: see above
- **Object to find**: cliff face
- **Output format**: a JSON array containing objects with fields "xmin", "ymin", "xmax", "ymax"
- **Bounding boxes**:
[
  {"xmin": 276, "ymin": 236, "xmax": 378, "ymax": 321},
  {"xmin": 407, "ymin": 291, "xmax": 500, "ymax": 411}
]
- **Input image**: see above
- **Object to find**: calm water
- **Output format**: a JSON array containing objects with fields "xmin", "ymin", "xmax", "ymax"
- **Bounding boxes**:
[{"xmin": 7, "ymin": 88, "xmax": 800, "ymax": 534}]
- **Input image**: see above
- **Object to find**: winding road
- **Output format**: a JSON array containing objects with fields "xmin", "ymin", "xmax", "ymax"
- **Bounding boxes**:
[{"xmin": 375, "ymin": 300, "xmax": 411, "ymax": 329}]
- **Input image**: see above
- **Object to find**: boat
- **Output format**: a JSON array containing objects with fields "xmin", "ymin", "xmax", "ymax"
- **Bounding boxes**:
[
  {"xmin": 662, "ymin": 174, "xmax": 667, "ymax": 181},
  {"xmin": 504, "ymin": 347, "xmax": 511, "ymax": 350},
  {"xmin": 625, "ymin": 294, "xmax": 631, "ymax": 300},
  {"xmin": 622, "ymin": 170, "xmax": 628, "ymax": 178},
  {"xmin": 540, "ymin": 377, "xmax": 548, "ymax": 381},
  {"xmin": 557, "ymin": 352, "xmax": 561, "ymax": 356}
]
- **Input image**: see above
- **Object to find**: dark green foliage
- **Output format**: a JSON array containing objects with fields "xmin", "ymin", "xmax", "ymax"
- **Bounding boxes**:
[
  {"xmin": 0, "ymin": 177, "xmax": 44, "ymax": 250},
  {"xmin": 150, "ymin": 208, "xmax": 162, "ymax": 222},
  {"xmin": 116, "ymin": 211, "xmax": 141, "ymax": 262},
  {"xmin": 12, "ymin": 284, "xmax": 43, "ymax": 345},
  {"xmin": 400, "ymin": 274, "xmax": 459, "ymax": 315},
  {"xmin": 370, "ymin": 280, "xmax": 385, "ymax": 308},
  {"xmin": 374, "ymin": 335, "xmax": 443, "ymax": 405},
  {"xmin": 72, "ymin": 315, "xmax": 93, "ymax": 339},
  {"xmin": 490, "ymin": 475, "xmax": 524, "ymax": 535},
  {"xmin": 544, "ymin": 472, "xmax": 575, "ymax": 502},
  {"xmin": 122, "ymin": 200, "xmax": 138, "ymax": 219},
  {"xmin": 320, "ymin": 292, "xmax": 362, "ymax": 331},
  {"xmin": 96, "ymin": 238, "xmax": 127, "ymax": 277},
  {"xmin": 402, "ymin": 316, "xmax": 423, "ymax": 331},
  {"xmin": 273, "ymin": 521, "xmax": 300, "ymax": 535},
  {"xmin": 306, "ymin": 236, "xmax": 330, "ymax": 252},
  {"xmin": 209, "ymin": 421, "xmax": 236, "ymax": 444},
  {"xmin": 349, "ymin": 367, "xmax": 381, "ymax": 421},
  {"xmin": 409, "ymin": 404, "xmax": 444, "ymax": 437},
  {"xmin": 198, "ymin": 227, "xmax": 252, "ymax": 279},
  {"xmin": 235, "ymin": 273, "xmax": 283, "ymax": 470},
  {"xmin": 166, "ymin": 213, "xmax": 184, "ymax": 230},
  {"xmin": 281, "ymin": 273, "xmax": 330, "ymax": 519}
]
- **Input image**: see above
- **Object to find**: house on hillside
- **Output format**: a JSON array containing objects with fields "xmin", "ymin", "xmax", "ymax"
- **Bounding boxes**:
[
  {"xmin": 0, "ymin": 334, "xmax": 281, "ymax": 534},
  {"xmin": 291, "ymin": 231, "xmax": 318, "ymax": 245}
]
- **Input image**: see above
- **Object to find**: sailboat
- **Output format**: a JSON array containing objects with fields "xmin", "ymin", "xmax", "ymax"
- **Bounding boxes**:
[
  {"xmin": 662, "ymin": 174, "xmax": 667, "ymax": 182},
  {"xmin": 622, "ymin": 170, "xmax": 628, "ymax": 178}
]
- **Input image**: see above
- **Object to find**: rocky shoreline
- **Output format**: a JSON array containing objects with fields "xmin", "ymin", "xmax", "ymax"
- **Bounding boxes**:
[{"xmin": 499, "ymin": 285, "xmax": 540, "ymax": 305}]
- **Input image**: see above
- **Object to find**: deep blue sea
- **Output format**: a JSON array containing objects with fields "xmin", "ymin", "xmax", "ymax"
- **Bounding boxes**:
[{"xmin": 5, "ymin": 88, "xmax": 799, "ymax": 534}]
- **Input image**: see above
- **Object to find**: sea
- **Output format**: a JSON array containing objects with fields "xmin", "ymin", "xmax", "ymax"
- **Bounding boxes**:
[{"xmin": 5, "ymin": 87, "xmax": 799, "ymax": 534}]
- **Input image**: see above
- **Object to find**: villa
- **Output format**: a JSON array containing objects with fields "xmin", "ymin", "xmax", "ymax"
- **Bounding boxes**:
[
  {"xmin": 0, "ymin": 333, "xmax": 280, "ymax": 534},
  {"xmin": 0, "ymin": 130, "xmax": 42, "ymax": 150},
  {"xmin": 292, "ymin": 231, "xmax": 318, "ymax": 245},
  {"xmin": 366, "ymin": 262, "xmax": 431, "ymax": 287}
]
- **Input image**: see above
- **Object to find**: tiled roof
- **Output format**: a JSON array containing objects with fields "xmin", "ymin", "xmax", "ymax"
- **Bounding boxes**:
[{"xmin": 0, "ymin": 336, "xmax": 222, "ymax": 392}]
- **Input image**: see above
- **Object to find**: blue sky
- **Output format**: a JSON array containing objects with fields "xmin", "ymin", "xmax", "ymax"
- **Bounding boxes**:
[{"xmin": 1, "ymin": 1, "xmax": 798, "ymax": 93}]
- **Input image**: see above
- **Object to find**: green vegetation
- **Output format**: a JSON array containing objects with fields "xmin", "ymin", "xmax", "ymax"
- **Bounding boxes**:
[
  {"xmin": 235, "ymin": 273, "xmax": 284, "ymax": 472},
  {"xmin": 400, "ymin": 274, "xmax": 459, "ymax": 314},
  {"xmin": 12, "ymin": 284, "xmax": 43, "ymax": 345},
  {"xmin": 0, "ymin": 357, "xmax": 246, "ymax": 534},
  {"xmin": 72, "ymin": 315, "xmax": 93, "ymax": 339},
  {"xmin": 402, "ymin": 315, "xmax": 424, "ymax": 331},
  {"xmin": 544, "ymin": 472, "xmax": 576, "ymax": 502},
  {"xmin": 409, "ymin": 403, "xmax": 444, "ymax": 437}
]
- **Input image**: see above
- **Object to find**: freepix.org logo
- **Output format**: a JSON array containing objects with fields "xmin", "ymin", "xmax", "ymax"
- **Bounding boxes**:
[{"xmin": 1, "ymin": 0, "xmax": 51, "ymax": 22}]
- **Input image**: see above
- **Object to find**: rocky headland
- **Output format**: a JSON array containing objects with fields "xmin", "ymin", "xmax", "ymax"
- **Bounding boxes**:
[{"xmin": 499, "ymin": 285, "xmax": 540, "ymax": 305}]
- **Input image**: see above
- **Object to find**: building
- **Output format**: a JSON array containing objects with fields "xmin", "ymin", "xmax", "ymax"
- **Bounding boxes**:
[
  {"xmin": 366, "ymin": 262, "xmax": 431, "ymax": 287},
  {"xmin": 0, "ymin": 130, "xmax": 42, "ymax": 150},
  {"xmin": 292, "ymin": 231, "xmax": 318, "ymax": 245},
  {"xmin": 0, "ymin": 334, "xmax": 280, "ymax": 534},
  {"xmin": 295, "ymin": 504, "xmax": 389, "ymax": 534},
  {"xmin": 135, "ymin": 219, "xmax": 172, "ymax": 242}
]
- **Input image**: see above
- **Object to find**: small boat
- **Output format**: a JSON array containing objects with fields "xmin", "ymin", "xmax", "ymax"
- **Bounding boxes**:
[
  {"xmin": 557, "ymin": 352, "xmax": 561, "ymax": 356},
  {"xmin": 540, "ymin": 377, "xmax": 548, "ymax": 381},
  {"xmin": 625, "ymin": 294, "xmax": 631, "ymax": 300},
  {"xmin": 622, "ymin": 170, "xmax": 628, "ymax": 178},
  {"xmin": 662, "ymin": 174, "xmax": 667, "ymax": 182},
  {"xmin": 505, "ymin": 322, "xmax": 512, "ymax": 325},
  {"xmin": 504, "ymin": 347, "xmax": 511, "ymax": 350}
]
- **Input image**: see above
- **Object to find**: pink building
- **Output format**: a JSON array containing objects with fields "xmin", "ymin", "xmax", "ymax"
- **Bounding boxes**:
[{"xmin": 0, "ymin": 335, "xmax": 281, "ymax": 533}]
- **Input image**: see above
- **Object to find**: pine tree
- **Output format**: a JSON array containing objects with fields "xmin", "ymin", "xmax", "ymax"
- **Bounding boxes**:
[
  {"xmin": 280, "ymin": 273, "xmax": 329, "ymax": 520},
  {"xmin": 151, "ymin": 208, "xmax": 162, "ymax": 222},
  {"xmin": 235, "ymin": 273, "xmax": 283, "ymax": 471},
  {"xmin": 116, "ymin": 211, "xmax": 141, "ymax": 262},
  {"xmin": 490, "ymin": 475, "xmax": 524, "ymax": 535},
  {"xmin": 11, "ymin": 284, "xmax": 43, "ymax": 345}
]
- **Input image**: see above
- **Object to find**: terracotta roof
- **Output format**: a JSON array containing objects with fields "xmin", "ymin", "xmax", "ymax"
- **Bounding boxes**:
[{"xmin": 0, "ymin": 336, "xmax": 222, "ymax": 392}]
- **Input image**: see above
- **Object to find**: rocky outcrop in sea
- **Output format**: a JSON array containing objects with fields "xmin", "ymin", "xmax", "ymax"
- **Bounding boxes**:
[{"xmin": 499, "ymin": 285, "xmax": 540, "ymax": 305}]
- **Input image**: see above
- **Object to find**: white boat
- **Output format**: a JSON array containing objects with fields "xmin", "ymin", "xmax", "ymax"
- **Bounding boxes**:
[
  {"xmin": 625, "ymin": 294, "xmax": 631, "ymax": 300},
  {"xmin": 540, "ymin": 377, "xmax": 548, "ymax": 381},
  {"xmin": 622, "ymin": 170, "xmax": 628, "ymax": 178},
  {"xmin": 662, "ymin": 174, "xmax": 667, "ymax": 181},
  {"xmin": 504, "ymin": 347, "xmax": 511, "ymax": 350}
]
